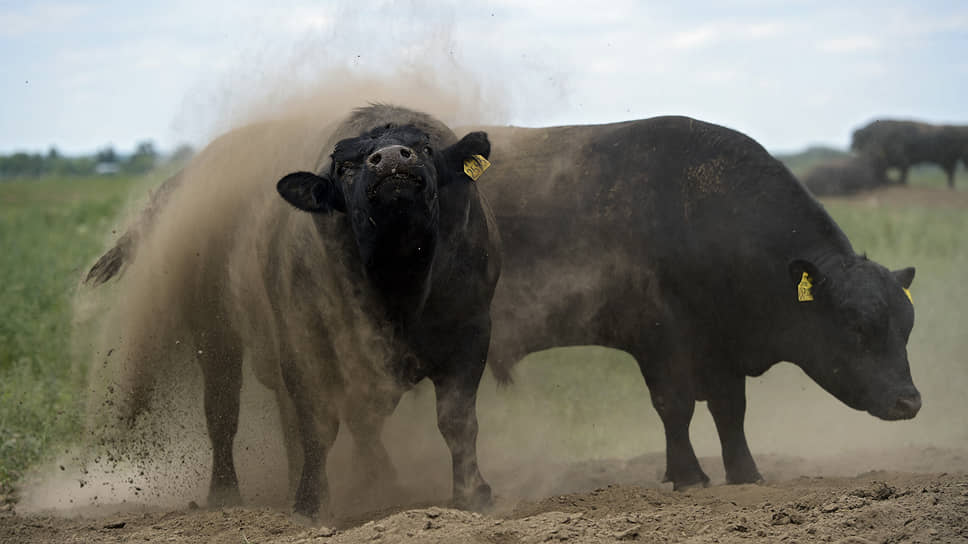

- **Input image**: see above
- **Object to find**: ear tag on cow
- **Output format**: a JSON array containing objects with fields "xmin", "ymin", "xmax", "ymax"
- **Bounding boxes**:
[
  {"xmin": 903, "ymin": 287, "xmax": 913, "ymax": 304},
  {"xmin": 463, "ymin": 155, "xmax": 490, "ymax": 181},
  {"xmin": 797, "ymin": 272, "xmax": 814, "ymax": 302}
]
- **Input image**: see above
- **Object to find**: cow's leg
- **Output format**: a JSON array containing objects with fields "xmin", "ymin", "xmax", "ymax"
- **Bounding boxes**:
[
  {"xmin": 634, "ymin": 346, "xmax": 709, "ymax": 490},
  {"xmin": 427, "ymin": 320, "xmax": 492, "ymax": 510},
  {"xmin": 198, "ymin": 334, "xmax": 244, "ymax": 507},
  {"xmin": 898, "ymin": 165, "xmax": 910, "ymax": 184},
  {"xmin": 706, "ymin": 373, "xmax": 763, "ymax": 485},
  {"xmin": 282, "ymin": 362, "xmax": 339, "ymax": 519}
]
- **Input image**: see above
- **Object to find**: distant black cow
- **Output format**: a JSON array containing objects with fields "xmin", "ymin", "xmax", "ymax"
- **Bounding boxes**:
[
  {"xmin": 478, "ymin": 117, "xmax": 920, "ymax": 490},
  {"xmin": 851, "ymin": 119, "xmax": 968, "ymax": 188},
  {"xmin": 94, "ymin": 107, "xmax": 500, "ymax": 518},
  {"xmin": 800, "ymin": 155, "xmax": 885, "ymax": 196}
]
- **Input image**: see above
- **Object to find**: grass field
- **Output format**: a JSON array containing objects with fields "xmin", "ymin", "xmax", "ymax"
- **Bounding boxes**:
[
  {"xmin": 1, "ymin": 157, "xmax": 966, "ymax": 502},
  {"xmin": 0, "ymin": 172, "xmax": 171, "ymax": 499}
]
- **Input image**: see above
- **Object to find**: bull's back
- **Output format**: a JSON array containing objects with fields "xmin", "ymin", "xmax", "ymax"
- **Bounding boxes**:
[{"xmin": 480, "ymin": 116, "xmax": 837, "ymax": 372}]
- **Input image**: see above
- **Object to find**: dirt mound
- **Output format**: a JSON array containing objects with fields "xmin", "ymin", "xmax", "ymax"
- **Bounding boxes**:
[{"xmin": 4, "ymin": 446, "xmax": 968, "ymax": 543}]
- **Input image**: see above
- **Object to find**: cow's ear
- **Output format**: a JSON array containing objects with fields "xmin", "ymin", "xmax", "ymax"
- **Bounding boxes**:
[
  {"xmin": 789, "ymin": 259, "xmax": 825, "ymax": 302},
  {"xmin": 893, "ymin": 267, "xmax": 915, "ymax": 289},
  {"xmin": 277, "ymin": 171, "xmax": 346, "ymax": 214},
  {"xmin": 441, "ymin": 131, "xmax": 491, "ymax": 185}
]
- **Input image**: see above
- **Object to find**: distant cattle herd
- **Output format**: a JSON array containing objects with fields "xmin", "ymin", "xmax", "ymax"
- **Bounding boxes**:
[{"xmin": 801, "ymin": 119, "xmax": 968, "ymax": 196}]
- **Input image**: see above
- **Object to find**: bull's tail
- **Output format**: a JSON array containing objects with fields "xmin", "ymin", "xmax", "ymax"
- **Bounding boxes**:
[
  {"xmin": 84, "ymin": 171, "xmax": 187, "ymax": 286},
  {"xmin": 85, "ymin": 234, "xmax": 132, "ymax": 286},
  {"xmin": 488, "ymin": 360, "xmax": 514, "ymax": 386}
]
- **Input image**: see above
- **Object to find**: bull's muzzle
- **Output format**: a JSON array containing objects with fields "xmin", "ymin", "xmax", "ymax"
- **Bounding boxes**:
[
  {"xmin": 367, "ymin": 145, "xmax": 420, "ymax": 179},
  {"xmin": 886, "ymin": 391, "xmax": 921, "ymax": 420}
]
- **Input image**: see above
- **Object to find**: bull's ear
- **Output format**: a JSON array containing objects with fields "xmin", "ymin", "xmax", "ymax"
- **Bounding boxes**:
[
  {"xmin": 441, "ymin": 131, "xmax": 491, "ymax": 185},
  {"xmin": 893, "ymin": 267, "xmax": 915, "ymax": 289},
  {"xmin": 277, "ymin": 171, "xmax": 346, "ymax": 214},
  {"xmin": 447, "ymin": 131, "xmax": 490, "ymax": 161},
  {"xmin": 789, "ymin": 259, "xmax": 825, "ymax": 302}
]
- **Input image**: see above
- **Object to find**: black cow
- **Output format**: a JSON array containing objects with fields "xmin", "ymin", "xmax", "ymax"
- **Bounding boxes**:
[
  {"xmin": 478, "ymin": 117, "xmax": 920, "ymax": 489},
  {"xmin": 92, "ymin": 107, "xmax": 500, "ymax": 518},
  {"xmin": 851, "ymin": 119, "xmax": 968, "ymax": 188},
  {"xmin": 800, "ymin": 155, "xmax": 885, "ymax": 196}
]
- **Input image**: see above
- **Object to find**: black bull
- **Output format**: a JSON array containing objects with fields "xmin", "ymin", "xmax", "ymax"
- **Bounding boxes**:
[
  {"xmin": 87, "ymin": 111, "xmax": 919, "ymax": 498},
  {"xmin": 480, "ymin": 117, "xmax": 919, "ymax": 488}
]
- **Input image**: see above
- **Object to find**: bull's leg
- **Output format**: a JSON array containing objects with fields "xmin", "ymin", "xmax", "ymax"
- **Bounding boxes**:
[
  {"xmin": 651, "ymin": 387, "xmax": 709, "ymax": 489},
  {"xmin": 345, "ymin": 392, "xmax": 402, "ymax": 489},
  {"xmin": 898, "ymin": 165, "xmax": 910, "ymax": 184},
  {"xmin": 634, "ymin": 349, "xmax": 709, "ymax": 490},
  {"xmin": 945, "ymin": 165, "xmax": 956, "ymax": 189},
  {"xmin": 427, "ymin": 321, "xmax": 492, "ymax": 510},
  {"xmin": 706, "ymin": 374, "xmax": 763, "ymax": 485},
  {"xmin": 198, "ymin": 336, "xmax": 244, "ymax": 507},
  {"xmin": 282, "ymin": 363, "xmax": 339, "ymax": 519},
  {"xmin": 274, "ymin": 388, "xmax": 303, "ymax": 500}
]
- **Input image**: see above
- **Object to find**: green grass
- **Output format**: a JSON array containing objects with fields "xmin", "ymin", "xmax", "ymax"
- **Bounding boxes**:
[{"xmin": 0, "ymin": 173, "xmax": 167, "ymax": 495}]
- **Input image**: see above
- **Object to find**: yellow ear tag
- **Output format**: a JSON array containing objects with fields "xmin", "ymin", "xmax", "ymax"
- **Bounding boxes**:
[
  {"xmin": 903, "ymin": 288, "xmax": 913, "ymax": 304},
  {"xmin": 797, "ymin": 272, "xmax": 814, "ymax": 302},
  {"xmin": 463, "ymin": 154, "xmax": 490, "ymax": 181}
]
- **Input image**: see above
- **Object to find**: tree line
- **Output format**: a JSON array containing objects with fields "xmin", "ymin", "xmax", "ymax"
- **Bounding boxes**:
[{"xmin": 0, "ymin": 141, "xmax": 194, "ymax": 179}]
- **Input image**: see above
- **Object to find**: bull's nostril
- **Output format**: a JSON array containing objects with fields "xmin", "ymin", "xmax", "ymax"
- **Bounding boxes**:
[
  {"xmin": 400, "ymin": 148, "xmax": 411, "ymax": 159},
  {"xmin": 369, "ymin": 153, "xmax": 382, "ymax": 165},
  {"xmin": 895, "ymin": 395, "xmax": 922, "ymax": 416}
]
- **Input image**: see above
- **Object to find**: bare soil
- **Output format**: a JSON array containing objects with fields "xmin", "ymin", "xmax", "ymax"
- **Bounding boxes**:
[{"xmin": 3, "ymin": 446, "xmax": 967, "ymax": 543}]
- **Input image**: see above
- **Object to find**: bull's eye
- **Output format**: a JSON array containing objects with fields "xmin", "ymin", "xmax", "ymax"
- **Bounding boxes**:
[
  {"xmin": 423, "ymin": 146, "xmax": 433, "ymax": 156},
  {"xmin": 337, "ymin": 161, "xmax": 357, "ymax": 177}
]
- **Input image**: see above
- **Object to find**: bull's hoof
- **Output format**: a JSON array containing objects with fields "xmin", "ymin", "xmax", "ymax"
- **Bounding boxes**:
[
  {"xmin": 671, "ymin": 473, "xmax": 710, "ymax": 491},
  {"xmin": 454, "ymin": 482, "xmax": 493, "ymax": 512},
  {"xmin": 293, "ymin": 496, "xmax": 320, "ymax": 521},
  {"xmin": 207, "ymin": 487, "xmax": 242, "ymax": 508},
  {"xmin": 726, "ymin": 471, "xmax": 764, "ymax": 486},
  {"xmin": 291, "ymin": 511, "xmax": 320, "ymax": 527}
]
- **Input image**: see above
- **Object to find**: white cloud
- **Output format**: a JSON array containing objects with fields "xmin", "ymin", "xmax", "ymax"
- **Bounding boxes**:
[
  {"xmin": 0, "ymin": 2, "xmax": 90, "ymax": 38},
  {"xmin": 748, "ymin": 21, "xmax": 785, "ymax": 38},
  {"xmin": 669, "ymin": 26, "xmax": 720, "ymax": 50},
  {"xmin": 818, "ymin": 35, "xmax": 880, "ymax": 53}
]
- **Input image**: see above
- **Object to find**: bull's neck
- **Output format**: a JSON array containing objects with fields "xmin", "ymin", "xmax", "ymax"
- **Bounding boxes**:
[{"xmin": 360, "ymin": 214, "xmax": 439, "ymax": 324}]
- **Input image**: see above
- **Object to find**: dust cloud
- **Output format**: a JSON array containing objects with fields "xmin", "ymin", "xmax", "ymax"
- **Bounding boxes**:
[
  {"xmin": 17, "ymin": 4, "xmax": 968, "ymax": 522},
  {"xmin": 20, "ymin": 7, "xmax": 520, "ymax": 518}
]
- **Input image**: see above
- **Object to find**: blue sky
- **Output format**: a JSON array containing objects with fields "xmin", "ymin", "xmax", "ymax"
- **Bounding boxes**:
[{"xmin": 1, "ymin": 0, "xmax": 966, "ymax": 155}]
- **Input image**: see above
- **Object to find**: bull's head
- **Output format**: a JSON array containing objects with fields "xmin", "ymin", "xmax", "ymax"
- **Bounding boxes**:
[
  {"xmin": 276, "ymin": 124, "xmax": 490, "ymax": 318},
  {"xmin": 788, "ymin": 258, "xmax": 920, "ymax": 421}
]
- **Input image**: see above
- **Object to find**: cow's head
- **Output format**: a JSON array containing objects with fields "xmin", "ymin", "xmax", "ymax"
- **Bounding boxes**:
[
  {"xmin": 787, "ymin": 257, "xmax": 920, "ymax": 421},
  {"xmin": 276, "ymin": 123, "xmax": 490, "ymax": 315}
]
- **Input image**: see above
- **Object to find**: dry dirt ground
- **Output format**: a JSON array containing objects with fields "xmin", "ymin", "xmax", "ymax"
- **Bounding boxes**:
[{"xmin": 3, "ymin": 446, "xmax": 967, "ymax": 544}]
